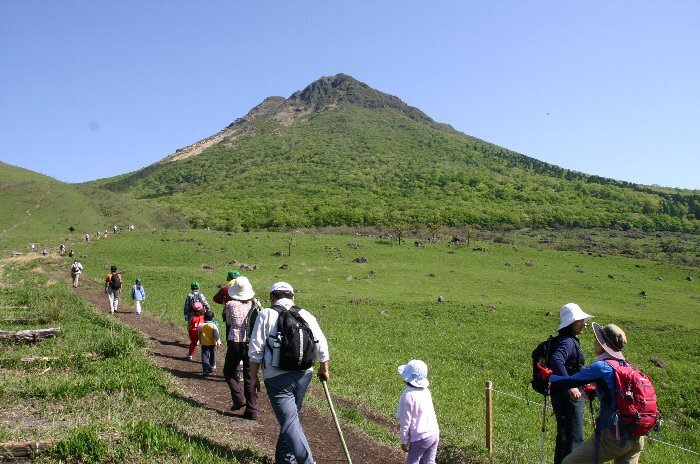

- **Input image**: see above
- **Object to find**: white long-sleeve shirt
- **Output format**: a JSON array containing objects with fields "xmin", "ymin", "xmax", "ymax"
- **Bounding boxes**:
[
  {"xmin": 396, "ymin": 386, "xmax": 440, "ymax": 444},
  {"xmin": 247, "ymin": 298, "xmax": 329, "ymax": 379}
]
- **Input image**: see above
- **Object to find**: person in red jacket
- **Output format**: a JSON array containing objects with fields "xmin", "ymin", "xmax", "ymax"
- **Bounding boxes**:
[{"xmin": 186, "ymin": 301, "xmax": 205, "ymax": 360}]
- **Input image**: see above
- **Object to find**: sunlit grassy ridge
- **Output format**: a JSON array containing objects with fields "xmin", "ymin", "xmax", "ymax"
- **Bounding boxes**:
[
  {"xmin": 60, "ymin": 229, "xmax": 700, "ymax": 463},
  {"xmin": 0, "ymin": 161, "xmax": 187, "ymax": 242}
]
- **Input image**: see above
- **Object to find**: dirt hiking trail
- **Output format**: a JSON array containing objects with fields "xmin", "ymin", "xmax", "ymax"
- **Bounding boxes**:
[{"xmin": 72, "ymin": 275, "xmax": 407, "ymax": 464}]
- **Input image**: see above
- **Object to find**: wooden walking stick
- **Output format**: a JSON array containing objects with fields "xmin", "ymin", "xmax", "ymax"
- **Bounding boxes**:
[{"xmin": 321, "ymin": 380, "xmax": 352, "ymax": 464}]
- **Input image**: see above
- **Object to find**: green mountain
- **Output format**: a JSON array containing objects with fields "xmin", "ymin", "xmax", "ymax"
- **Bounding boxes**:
[
  {"xmin": 87, "ymin": 74, "xmax": 698, "ymax": 233},
  {"xmin": 0, "ymin": 162, "xmax": 187, "ymax": 238}
]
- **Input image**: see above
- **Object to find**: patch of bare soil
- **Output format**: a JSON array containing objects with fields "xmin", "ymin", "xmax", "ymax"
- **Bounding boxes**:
[{"xmin": 71, "ymin": 276, "xmax": 407, "ymax": 464}]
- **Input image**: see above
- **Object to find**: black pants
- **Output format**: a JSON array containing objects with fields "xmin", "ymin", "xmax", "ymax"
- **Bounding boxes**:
[
  {"xmin": 551, "ymin": 387, "xmax": 585, "ymax": 464},
  {"xmin": 223, "ymin": 341, "xmax": 258, "ymax": 416}
]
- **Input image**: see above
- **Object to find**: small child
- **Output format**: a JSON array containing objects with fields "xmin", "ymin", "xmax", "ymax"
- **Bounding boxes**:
[
  {"xmin": 198, "ymin": 310, "xmax": 221, "ymax": 375},
  {"xmin": 396, "ymin": 360, "xmax": 440, "ymax": 464},
  {"xmin": 131, "ymin": 278, "xmax": 146, "ymax": 314},
  {"xmin": 186, "ymin": 302, "xmax": 205, "ymax": 360}
]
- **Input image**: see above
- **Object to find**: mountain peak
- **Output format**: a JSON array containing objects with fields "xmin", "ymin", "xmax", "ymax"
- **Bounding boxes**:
[{"xmin": 288, "ymin": 73, "xmax": 449, "ymax": 129}]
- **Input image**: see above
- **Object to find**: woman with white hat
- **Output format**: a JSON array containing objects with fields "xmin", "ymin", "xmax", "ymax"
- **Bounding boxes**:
[
  {"xmin": 549, "ymin": 303, "xmax": 594, "ymax": 464},
  {"xmin": 223, "ymin": 276, "xmax": 261, "ymax": 419}
]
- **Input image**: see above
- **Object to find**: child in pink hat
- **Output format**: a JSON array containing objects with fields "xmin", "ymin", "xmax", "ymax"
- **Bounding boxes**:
[{"xmin": 396, "ymin": 359, "xmax": 440, "ymax": 464}]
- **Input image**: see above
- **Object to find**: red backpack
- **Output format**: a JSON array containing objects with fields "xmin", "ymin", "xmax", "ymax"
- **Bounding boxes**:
[{"xmin": 605, "ymin": 360, "xmax": 660, "ymax": 437}]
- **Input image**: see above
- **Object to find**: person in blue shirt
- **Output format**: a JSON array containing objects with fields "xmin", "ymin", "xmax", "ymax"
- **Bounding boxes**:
[
  {"xmin": 549, "ymin": 303, "xmax": 594, "ymax": 464},
  {"xmin": 543, "ymin": 323, "xmax": 644, "ymax": 464}
]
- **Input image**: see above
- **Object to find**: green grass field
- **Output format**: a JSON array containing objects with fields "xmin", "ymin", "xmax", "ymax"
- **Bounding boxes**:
[{"xmin": 1, "ymin": 229, "xmax": 698, "ymax": 463}]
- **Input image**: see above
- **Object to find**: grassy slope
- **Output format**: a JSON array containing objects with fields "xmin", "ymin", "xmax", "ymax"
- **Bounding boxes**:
[
  {"xmin": 0, "ymin": 162, "xmax": 188, "ymax": 247},
  {"xmin": 87, "ymin": 107, "xmax": 699, "ymax": 233},
  {"xmin": 0, "ymin": 255, "xmax": 269, "ymax": 463},
  {"xmin": 63, "ymin": 229, "xmax": 699, "ymax": 463}
]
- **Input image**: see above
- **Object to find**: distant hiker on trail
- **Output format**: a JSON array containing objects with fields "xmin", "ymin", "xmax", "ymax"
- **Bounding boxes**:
[
  {"xmin": 213, "ymin": 269, "xmax": 241, "ymax": 338},
  {"xmin": 549, "ymin": 303, "xmax": 594, "ymax": 464},
  {"xmin": 186, "ymin": 301, "xmax": 205, "ymax": 360},
  {"xmin": 113, "ymin": 225, "xmax": 118, "ymax": 234},
  {"xmin": 396, "ymin": 360, "xmax": 440, "ymax": 464},
  {"xmin": 183, "ymin": 281, "xmax": 210, "ymax": 323},
  {"xmin": 199, "ymin": 310, "xmax": 221, "ymax": 375},
  {"xmin": 30, "ymin": 243, "xmax": 35, "ymax": 252},
  {"xmin": 96, "ymin": 230, "xmax": 100, "ymax": 239},
  {"xmin": 59, "ymin": 243, "xmax": 65, "ymax": 254},
  {"xmin": 104, "ymin": 265, "xmax": 122, "ymax": 314},
  {"xmin": 249, "ymin": 281, "xmax": 330, "ymax": 463},
  {"xmin": 85, "ymin": 233, "xmax": 90, "ymax": 242},
  {"xmin": 131, "ymin": 278, "xmax": 146, "ymax": 315},
  {"xmin": 68, "ymin": 249, "xmax": 74, "ymax": 258},
  {"xmin": 540, "ymin": 323, "xmax": 653, "ymax": 464},
  {"xmin": 70, "ymin": 260, "xmax": 83, "ymax": 288},
  {"xmin": 223, "ymin": 276, "xmax": 261, "ymax": 419},
  {"xmin": 42, "ymin": 247, "xmax": 48, "ymax": 255}
]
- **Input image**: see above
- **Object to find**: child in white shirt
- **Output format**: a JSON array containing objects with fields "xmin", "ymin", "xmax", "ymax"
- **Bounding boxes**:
[{"xmin": 396, "ymin": 359, "xmax": 440, "ymax": 464}]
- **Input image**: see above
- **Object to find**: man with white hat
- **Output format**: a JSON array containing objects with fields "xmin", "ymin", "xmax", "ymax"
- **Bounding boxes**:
[
  {"xmin": 248, "ymin": 282, "xmax": 329, "ymax": 464},
  {"xmin": 549, "ymin": 303, "xmax": 594, "ymax": 464}
]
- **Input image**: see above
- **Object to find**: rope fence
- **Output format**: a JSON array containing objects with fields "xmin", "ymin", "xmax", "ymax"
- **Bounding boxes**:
[{"xmin": 485, "ymin": 381, "xmax": 700, "ymax": 460}]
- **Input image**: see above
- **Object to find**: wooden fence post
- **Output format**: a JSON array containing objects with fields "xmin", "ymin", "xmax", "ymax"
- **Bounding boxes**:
[{"xmin": 486, "ymin": 380, "xmax": 493, "ymax": 458}]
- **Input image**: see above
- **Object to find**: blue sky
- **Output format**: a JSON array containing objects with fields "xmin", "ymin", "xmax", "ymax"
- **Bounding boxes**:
[{"xmin": 1, "ymin": 1, "xmax": 698, "ymax": 189}]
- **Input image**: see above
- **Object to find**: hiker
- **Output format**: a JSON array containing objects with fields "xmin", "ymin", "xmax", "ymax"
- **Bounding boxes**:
[
  {"xmin": 186, "ymin": 301, "xmax": 205, "ymax": 360},
  {"xmin": 59, "ymin": 243, "xmax": 65, "ymax": 254},
  {"xmin": 396, "ymin": 360, "xmax": 440, "ymax": 464},
  {"xmin": 42, "ymin": 247, "xmax": 48, "ymax": 255},
  {"xmin": 131, "ymin": 278, "xmax": 146, "ymax": 314},
  {"xmin": 223, "ymin": 276, "xmax": 261, "ymax": 419},
  {"xmin": 183, "ymin": 281, "xmax": 210, "ymax": 323},
  {"xmin": 85, "ymin": 233, "xmax": 90, "ymax": 242},
  {"xmin": 70, "ymin": 260, "xmax": 83, "ymax": 288},
  {"xmin": 541, "ymin": 323, "xmax": 646, "ymax": 464},
  {"xmin": 550, "ymin": 303, "xmax": 594, "ymax": 464},
  {"xmin": 104, "ymin": 265, "xmax": 122, "ymax": 314},
  {"xmin": 30, "ymin": 243, "xmax": 35, "ymax": 252},
  {"xmin": 68, "ymin": 249, "xmax": 74, "ymax": 258},
  {"xmin": 213, "ymin": 269, "xmax": 241, "ymax": 339},
  {"xmin": 213, "ymin": 270, "xmax": 244, "ymax": 382},
  {"xmin": 199, "ymin": 310, "xmax": 221, "ymax": 375},
  {"xmin": 249, "ymin": 282, "xmax": 330, "ymax": 463}
]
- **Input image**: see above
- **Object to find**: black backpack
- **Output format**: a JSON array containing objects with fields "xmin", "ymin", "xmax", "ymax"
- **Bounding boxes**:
[
  {"xmin": 110, "ymin": 273, "xmax": 122, "ymax": 290},
  {"xmin": 270, "ymin": 305, "xmax": 317, "ymax": 371},
  {"xmin": 531, "ymin": 335, "xmax": 557, "ymax": 395}
]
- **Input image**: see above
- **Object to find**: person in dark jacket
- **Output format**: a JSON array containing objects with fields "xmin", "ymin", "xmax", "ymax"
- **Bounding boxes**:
[
  {"xmin": 543, "ymin": 323, "xmax": 645, "ymax": 464},
  {"xmin": 549, "ymin": 303, "xmax": 594, "ymax": 464}
]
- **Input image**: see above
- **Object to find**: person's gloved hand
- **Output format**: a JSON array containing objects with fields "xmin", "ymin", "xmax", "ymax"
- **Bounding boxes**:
[
  {"xmin": 537, "ymin": 363, "xmax": 553, "ymax": 382},
  {"xmin": 583, "ymin": 384, "xmax": 597, "ymax": 400}
]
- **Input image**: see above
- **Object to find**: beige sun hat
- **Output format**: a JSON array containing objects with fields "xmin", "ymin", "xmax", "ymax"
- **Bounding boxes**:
[
  {"xmin": 593, "ymin": 322, "xmax": 627, "ymax": 360},
  {"xmin": 228, "ymin": 276, "xmax": 255, "ymax": 300},
  {"xmin": 557, "ymin": 303, "xmax": 594, "ymax": 331}
]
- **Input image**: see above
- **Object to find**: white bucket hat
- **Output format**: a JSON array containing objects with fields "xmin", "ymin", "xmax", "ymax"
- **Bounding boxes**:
[
  {"xmin": 228, "ymin": 276, "xmax": 255, "ymax": 300},
  {"xmin": 557, "ymin": 303, "xmax": 593, "ymax": 331},
  {"xmin": 398, "ymin": 360, "xmax": 429, "ymax": 388}
]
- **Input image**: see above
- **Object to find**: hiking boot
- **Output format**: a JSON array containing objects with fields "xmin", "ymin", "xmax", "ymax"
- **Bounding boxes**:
[
  {"xmin": 231, "ymin": 402, "xmax": 246, "ymax": 411},
  {"xmin": 185, "ymin": 354, "xmax": 192, "ymax": 360},
  {"xmin": 242, "ymin": 411, "xmax": 257, "ymax": 420}
]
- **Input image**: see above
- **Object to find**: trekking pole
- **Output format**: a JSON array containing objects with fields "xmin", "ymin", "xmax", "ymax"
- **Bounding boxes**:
[
  {"xmin": 321, "ymin": 380, "xmax": 352, "ymax": 464},
  {"xmin": 539, "ymin": 391, "xmax": 548, "ymax": 464}
]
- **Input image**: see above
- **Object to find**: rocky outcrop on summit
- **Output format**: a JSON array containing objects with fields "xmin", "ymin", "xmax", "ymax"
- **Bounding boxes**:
[{"xmin": 162, "ymin": 73, "xmax": 458, "ymax": 163}]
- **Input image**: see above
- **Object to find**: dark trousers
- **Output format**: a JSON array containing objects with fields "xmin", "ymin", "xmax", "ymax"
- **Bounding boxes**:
[
  {"xmin": 223, "ymin": 341, "xmax": 258, "ymax": 415},
  {"xmin": 551, "ymin": 388, "xmax": 586, "ymax": 464},
  {"xmin": 201, "ymin": 345, "xmax": 216, "ymax": 374}
]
